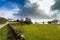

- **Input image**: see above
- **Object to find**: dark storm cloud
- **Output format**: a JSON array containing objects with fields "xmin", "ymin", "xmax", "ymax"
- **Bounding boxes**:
[
  {"xmin": 51, "ymin": 0, "xmax": 60, "ymax": 10},
  {"xmin": 14, "ymin": 3, "xmax": 50, "ymax": 19},
  {"xmin": 51, "ymin": 0, "xmax": 60, "ymax": 19}
]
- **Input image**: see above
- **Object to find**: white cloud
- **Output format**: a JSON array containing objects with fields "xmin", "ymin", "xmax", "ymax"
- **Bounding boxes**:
[
  {"xmin": 0, "ymin": 7, "xmax": 19, "ymax": 19},
  {"xmin": 0, "ymin": 10, "xmax": 14, "ymax": 19},
  {"xmin": 0, "ymin": 2, "xmax": 20, "ymax": 19},
  {"xmin": 29, "ymin": 0, "xmax": 39, "ymax": 4},
  {"xmin": 28, "ymin": 0, "xmax": 55, "ymax": 16},
  {"xmin": 24, "ymin": 2, "xmax": 32, "ymax": 7}
]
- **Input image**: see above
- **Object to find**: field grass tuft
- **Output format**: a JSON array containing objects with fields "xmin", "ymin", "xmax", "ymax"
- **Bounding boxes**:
[
  {"xmin": 0, "ymin": 26, "xmax": 8, "ymax": 40},
  {"xmin": 13, "ymin": 24, "xmax": 60, "ymax": 40}
]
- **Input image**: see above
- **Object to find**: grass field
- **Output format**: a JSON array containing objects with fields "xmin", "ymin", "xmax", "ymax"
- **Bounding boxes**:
[
  {"xmin": 0, "ymin": 26, "xmax": 8, "ymax": 40},
  {"xmin": 11, "ymin": 22, "xmax": 60, "ymax": 40},
  {"xmin": 0, "ymin": 22, "xmax": 60, "ymax": 40}
]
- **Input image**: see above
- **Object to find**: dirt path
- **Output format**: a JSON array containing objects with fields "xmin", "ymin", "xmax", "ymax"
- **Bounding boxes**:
[{"xmin": 0, "ymin": 22, "xmax": 9, "ymax": 29}]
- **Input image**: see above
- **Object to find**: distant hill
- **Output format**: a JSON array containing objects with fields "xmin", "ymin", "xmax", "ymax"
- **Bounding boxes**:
[{"xmin": 0, "ymin": 17, "xmax": 7, "ymax": 24}]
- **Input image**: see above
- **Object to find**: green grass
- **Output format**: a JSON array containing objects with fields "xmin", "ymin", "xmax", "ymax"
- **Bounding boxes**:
[
  {"xmin": 12, "ymin": 24, "xmax": 60, "ymax": 40},
  {"xmin": 0, "ymin": 22, "xmax": 60, "ymax": 40},
  {"xmin": 0, "ymin": 26, "xmax": 8, "ymax": 40}
]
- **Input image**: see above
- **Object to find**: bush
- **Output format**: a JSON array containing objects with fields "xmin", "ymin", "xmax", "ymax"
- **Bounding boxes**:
[{"xmin": 24, "ymin": 18, "xmax": 32, "ymax": 25}]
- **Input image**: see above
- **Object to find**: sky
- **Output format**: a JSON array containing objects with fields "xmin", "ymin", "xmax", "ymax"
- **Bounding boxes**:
[{"xmin": 0, "ymin": 0, "xmax": 60, "ymax": 21}]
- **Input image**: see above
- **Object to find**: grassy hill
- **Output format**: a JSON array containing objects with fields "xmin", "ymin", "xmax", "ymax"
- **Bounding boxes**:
[
  {"xmin": 0, "ymin": 26, "xmax": 8, "ymax": 40},
  {"xmin": 0, "ymin": 17, "xmax": 7, "ymax": 24},
  {"xmin": 10, "ymin": 22, "xmax": 60, "ymax": 40}
]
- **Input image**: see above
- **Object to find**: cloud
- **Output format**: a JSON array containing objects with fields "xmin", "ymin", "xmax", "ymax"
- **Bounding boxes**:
[
  {"xmin": 0, "ymin": 1, "xmax": 20, "ymax": 19},
  {"xmin": 14, "ymin": 3, "xmax": 51, "ymax": 19},
  {"xmin": 16, "ymin": 0, "xmax": 55, "ymax": 19},
  {"xmin": 0, "ymin": 0, "xmax": 56, "ymax": 19},
  {"xmin": 51, "ymin": 0, "xmax": 60, "ymax": 19},
  {"xmin": 0, "ymin": 7, "xmax": 19, "ymax": 19},
  {"xmin": 51, "ymin": 0, "xmax": 60, "ymax": 10},
  {"xmin": 13, "ymin": 0, "xmax": 56, "ymax": 19},
  {"xmin": 51, "ymin": 10, "xmax": 60, "ymax": 19},
  {"xmin": 28, "ymin": 0, "xmax": 55, "ymax": 15}
]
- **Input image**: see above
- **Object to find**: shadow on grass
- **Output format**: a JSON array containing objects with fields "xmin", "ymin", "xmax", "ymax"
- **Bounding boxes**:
[
  {"xmin": 7, "ymin": 24, "xmax": 21, "ymax": 40},
  {"xmin": 7, "ymin": 25, "xmax": 16, "ymax": 40}
]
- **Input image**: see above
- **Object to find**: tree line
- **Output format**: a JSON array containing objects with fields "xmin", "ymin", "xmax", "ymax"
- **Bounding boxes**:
[
  {"xmin": 16, "ymin": 18, "xmax": 59, "ymax": 24},
  {"xmin": 16, "ymin": 17, "xmax": 33, "ymax": 25}
]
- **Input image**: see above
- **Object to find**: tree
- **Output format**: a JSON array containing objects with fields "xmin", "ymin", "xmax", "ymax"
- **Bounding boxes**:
[
  {"xmin": 24, "ymin": 17, "xmax": 32, "ymax": 24},
  {"xmin": 52, "ymin": 19, "xmax": 58, "ymax": 24},
  {"xmin": 35, "ymin": 22, "xmax": 39, "ymax": 24},
  {"xmin": 16, "ymin": 19, "xmax": 19, "ymax": 22},
  {"xmin": 42, "ymin": 21, "xmax": 45, "ymax": 24},
  {"xmin": 48, "ymin": 21, "xmax": 52, "ymax": 24},
  {"xmin": 20, "ymin": 18, "xmax": 24, "ymax": 25}
]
